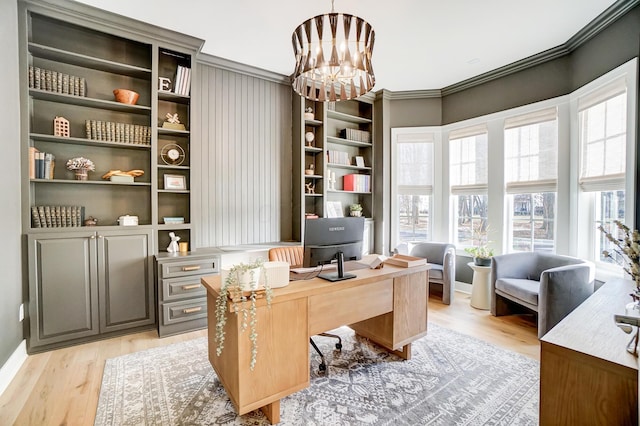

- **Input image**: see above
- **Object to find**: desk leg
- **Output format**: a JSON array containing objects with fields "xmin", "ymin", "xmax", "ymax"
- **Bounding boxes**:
[
  {"xmin": 260, "ymin": 400, "xmax": 280, "ymax": 425},
  {"xmin": 391, "ymin": 343, "xmax": 412, "ymax": 360}
]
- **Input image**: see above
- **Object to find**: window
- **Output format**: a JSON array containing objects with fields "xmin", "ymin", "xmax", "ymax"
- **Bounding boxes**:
[
  {"xmin": 392, "ymin": 129, "xmax": 435, "ymax": 245},
  {"xmin": 449, "ymin": 127, "xmax": 488, "ymax": 247},
  {"xmin": 504, "ymin": 108, "xmax": 558, "ymax": 252},
  {"xmin": 579, "ymin": 80, "xmax": 627, "ymax": 265}
]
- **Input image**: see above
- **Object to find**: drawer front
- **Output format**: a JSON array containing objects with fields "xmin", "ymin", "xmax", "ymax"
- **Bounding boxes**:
[
  {"xmin": 161, "ymin": 298, "xmax": 207, "ymax": 326},
  {"xmin": 161, "ymin": 276, "xmax": 207, "ymax": 301},
  {"xmin": 161, "ymin": 257, "xmax": 218, "ymax": 278}
]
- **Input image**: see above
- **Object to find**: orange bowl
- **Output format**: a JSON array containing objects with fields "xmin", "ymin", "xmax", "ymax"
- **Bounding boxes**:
[{"xmin": 113, "ymin": 89, "xmax": 139, "ymax": 105}]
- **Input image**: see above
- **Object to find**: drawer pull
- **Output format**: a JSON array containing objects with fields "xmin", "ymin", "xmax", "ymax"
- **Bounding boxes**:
[
  {"xmin": 182, "ymin": 284, "xmax": 201, "ymax": 290},
  {"xmin": 182, "ymin": 265, "xmax": 201, "ymax": 271},
  {"xmin": 183, "ymin": 306, "xmax": 202, "ymax": 314}
]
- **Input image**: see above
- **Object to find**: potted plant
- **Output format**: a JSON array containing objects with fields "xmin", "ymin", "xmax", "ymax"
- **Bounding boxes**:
[
  {"xmin": 66, "ymin": 156, "xmax": 95, "ymax": 180},
  {"xmin": 214, "ymin": 258, "xmax": 272, "ymax": 371},
  {"xmin": 350, "ymin": 203, "xmax": 363, "ymax": 217},
  {"xmin": 465, "ymin": 245, "xmax": 494, "ymax": 266}
]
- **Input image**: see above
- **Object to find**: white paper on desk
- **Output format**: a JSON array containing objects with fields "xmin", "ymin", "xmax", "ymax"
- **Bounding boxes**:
[{"xmin": 290, "ymin": 264, "xmax": 337, "ymax": 274}]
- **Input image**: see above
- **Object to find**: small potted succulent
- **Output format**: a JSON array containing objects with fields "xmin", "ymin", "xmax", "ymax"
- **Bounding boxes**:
[
  {"xmin": 214, "ymin": 258, "xmax": 272, "ymax": 371},
  {"xmin": 350, "ymin": 203, "xmax": 363, "ymax": 217}
]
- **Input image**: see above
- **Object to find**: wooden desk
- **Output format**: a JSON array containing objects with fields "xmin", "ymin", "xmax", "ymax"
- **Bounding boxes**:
[
  {"xmin": 201, "ymin": 264, "xmax": 429, "ymax": 424},
  {"xmin": 540, "ymin": 279, "xmax": 638, "ymax": 425}
]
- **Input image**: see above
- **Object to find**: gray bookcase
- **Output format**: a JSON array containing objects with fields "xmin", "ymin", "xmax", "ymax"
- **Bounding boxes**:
[
  {"xmin": 293, "ymin": 94, "xmax": 375, "ymax": 251},
  {"xmin": 18, "ymin": 0, "xmax": 203, "ymax": 351}
]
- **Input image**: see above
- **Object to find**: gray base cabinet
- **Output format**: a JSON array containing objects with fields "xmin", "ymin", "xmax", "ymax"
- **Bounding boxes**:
[
  {"xmin": 156, "ymin": 251, "xmax": 219, "ymax": 337},
  {"xmin": 28, "ymin": 229, "xmax": 155, "ymax": 352}
]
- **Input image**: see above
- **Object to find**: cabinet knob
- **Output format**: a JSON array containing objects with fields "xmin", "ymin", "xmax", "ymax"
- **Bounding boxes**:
[
  {"xmin": 98, "ymin": 235, "xmax": 104, "ymax": 239},
  {"xmin": 182, "ymin": 265, "xmax": 201, "ymax": 271},
  {"xmin": 183, "ymin": 306, "xmax": 202, "ymax": 314},
  {"xmin": 90, "ymin": 235, "xmax": 96, "ymax": 239}
]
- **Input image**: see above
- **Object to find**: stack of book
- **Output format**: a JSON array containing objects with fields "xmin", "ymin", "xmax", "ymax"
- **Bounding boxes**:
[
  {"xmin": 29, "ymin": 147, "xmax": 55, "ymax": 180},
  {"xmin": 163, "ymin": 216, "xmax": 185, "ymax": 225},
  {"xmin": 343, "ymin": 174, "xmax": 371, "ymax": 192},
  {"xmin": 85, "ymin": 120, "xmax": 151, "ymax": 145},
  {"xmin": 31, "ymin": 205, "xmax": 85, "ymax": 228},
  {"xmin": 28, "ymin": 66, "xmax": 86, "ymax": 97},
  {"xmin": 339, "ymin": 128, "xmax": 371, "ymax": 143},
  {"xmin": 174, "ymin": 65, "xmax": 191, "ymax": 96},
  {"xmin": 327, "ymin": 150, "xmax": 351, "ymax": 165}
]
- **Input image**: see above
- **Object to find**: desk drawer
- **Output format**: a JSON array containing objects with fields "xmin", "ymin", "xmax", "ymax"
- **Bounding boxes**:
[
  {"xmin": 161, "ymin": 258, "xmax": 218, "ymax": 278},
  {"xmin": 161, "ymin": 276, "xmax": 207, "ymax": 301},
  {"xmin": 161, "ymin": 298, "xmax": 207, "ymax": 326}
]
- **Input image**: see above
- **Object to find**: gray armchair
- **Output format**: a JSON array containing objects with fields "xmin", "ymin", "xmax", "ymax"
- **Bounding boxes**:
[
  {"xmin": 396, "ymin": 242, "xmax": 456, "ymax": 305},
  {"xmin": 491, "ymin": 252, "xmax": 595, "ymax": 338}
]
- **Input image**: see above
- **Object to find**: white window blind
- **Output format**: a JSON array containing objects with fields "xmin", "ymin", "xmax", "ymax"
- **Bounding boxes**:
[
  {"xmin": 397, "ymin": 132, "xmax": 434, "ymax": 195},
  {"xmin": 504, "ymin": 107, "xmax": 558, "ymax": 194},
  {"xmin": 449, "ymin": 126, "xmax": 488, "ymax": 195},
  {"xmin": 579, "ymin": 80, "xmax": 627, "ymax": 192}
]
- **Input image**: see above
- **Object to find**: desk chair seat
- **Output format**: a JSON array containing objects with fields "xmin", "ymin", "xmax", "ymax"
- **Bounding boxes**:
[{"xmin": 268, "ymin": 246, "xmax": 342, "ymax": 373}]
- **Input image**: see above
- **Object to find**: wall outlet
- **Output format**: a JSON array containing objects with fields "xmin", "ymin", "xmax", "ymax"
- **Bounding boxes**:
[{"xmin": 18, "ymin": 303, "xmax": 24, "ymax": 322}]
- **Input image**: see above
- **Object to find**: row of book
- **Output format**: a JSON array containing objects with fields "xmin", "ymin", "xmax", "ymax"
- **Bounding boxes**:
[
  {"xmin": 339, "ymin": 128, "xmax": 371, "ymax": 143},
  {"xmin": 343, "ymin": 174, "xmax": 371, "ymax": 192},
  {"xmin": 29, "ymin": 147, "xmax": 55, "ymax": 180},
  {"xmin": 173, "ymin": 65, "xmax": 191, "ymax": 96},
  {"xmin": 327, "ymin": 150, "xmax": 351, "ymax": 166},
  {"xmin": 28, "ymin": 66, "xmax": 86, "ymax": 97},
  {"xmin": 85, "ymin": 120, "xmax": 151, "ymax": 145},
  {"xmin": 31, "ymin": 205, "xmax": 85, "ymax": 228}
]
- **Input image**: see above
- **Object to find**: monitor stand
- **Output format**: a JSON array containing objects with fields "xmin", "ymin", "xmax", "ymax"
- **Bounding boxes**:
[{"xmin": 318, "ymin": 251, "xmax": 356, "ymax": 282}]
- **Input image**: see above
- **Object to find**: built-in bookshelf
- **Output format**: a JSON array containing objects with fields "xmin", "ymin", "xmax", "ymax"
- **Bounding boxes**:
[{"xmin": 292, "ymin": 94, "xmax": 375, "ymax": 245}]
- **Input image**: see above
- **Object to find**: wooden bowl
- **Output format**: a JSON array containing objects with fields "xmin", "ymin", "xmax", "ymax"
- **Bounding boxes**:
[{"xmin": 113, "ymin": 89, "xmax": 139, "ymax": 105}]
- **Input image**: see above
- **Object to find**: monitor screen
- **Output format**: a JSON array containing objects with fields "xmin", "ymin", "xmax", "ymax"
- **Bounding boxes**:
[{"xmin": 303, "ymin": 217, "xmax": 365, "ymax": 281}]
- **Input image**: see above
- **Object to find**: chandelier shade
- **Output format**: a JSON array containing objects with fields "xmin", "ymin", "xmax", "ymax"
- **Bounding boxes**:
[{"xmin": 291, "ymin": 8, "xmax": 375, "ymax": 102}]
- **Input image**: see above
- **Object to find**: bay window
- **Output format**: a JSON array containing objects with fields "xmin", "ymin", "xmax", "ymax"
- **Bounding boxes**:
[{"xmin": 504, "ymin": 108, "xmax": 558, "ymax": 253}]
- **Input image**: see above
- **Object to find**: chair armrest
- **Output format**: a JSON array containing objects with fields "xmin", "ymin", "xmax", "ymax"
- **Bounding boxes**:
[
  {"xmin": 443, "ymin": 248, "xmax": 456, "ymax": 285},
  {"xmin": 538, "ymin": 263, "xmax": 595, "ymax": 337}
]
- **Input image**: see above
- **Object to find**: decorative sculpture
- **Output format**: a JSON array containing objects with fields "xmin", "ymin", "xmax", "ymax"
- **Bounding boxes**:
[
  {"xmin": 305, "ymin": 182, "xmax": 315, "ymax": 194},
  {"xmin": 167, "ymin": 231, "xmax": 180, "ymax": 253}
]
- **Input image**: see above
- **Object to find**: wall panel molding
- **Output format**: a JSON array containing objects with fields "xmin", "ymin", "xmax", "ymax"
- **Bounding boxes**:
[{"xmin": 193, "ymin": 62, "xmax": 292, "ymax": 247}]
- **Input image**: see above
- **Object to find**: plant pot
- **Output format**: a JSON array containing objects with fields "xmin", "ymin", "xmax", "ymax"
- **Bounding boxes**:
[
  {"xmin": 237, "ymin": 268, "xmax": 262, "ymax": 291},
  {"xmin": 474, "ymin": 257, "xmax": 491, "ymax": 267},
  {"xmin": 74, "ymin": 169, "xmax": 88, "ymax": 181},
  {"xmin": 350, "ymin": 211, "xmax": 362, "ymax": 217}
]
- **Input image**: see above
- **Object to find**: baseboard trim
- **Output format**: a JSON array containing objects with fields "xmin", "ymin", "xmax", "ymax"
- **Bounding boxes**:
[
  {"xmin": 0, "ymin": 340, "xmax": 27, "ymax": 398},
  {"xmin": 455, "ymin": 281, "xmax": 472, "ymax": 295}
]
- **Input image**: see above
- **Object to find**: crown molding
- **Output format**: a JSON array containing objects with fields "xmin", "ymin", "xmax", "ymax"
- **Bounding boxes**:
[
  {"xmin": 197, "ymin": 53, "xmax": 290, "ymax": 86},
  {"xmin": 378, "ymin": 89, "xmax": 442, "ymax": 100},
  {"xmin": 441, "ymin": 0, "xmax": 640, "ymax": 97},
  {"xmin": 21, "ymin": 0, "xmax": 204, "ymax": 52}
]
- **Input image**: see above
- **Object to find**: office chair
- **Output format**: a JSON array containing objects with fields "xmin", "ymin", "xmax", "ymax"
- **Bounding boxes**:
[{"xmin": 268, "ymin": 246, "xmax": 342, "ymax": 372}]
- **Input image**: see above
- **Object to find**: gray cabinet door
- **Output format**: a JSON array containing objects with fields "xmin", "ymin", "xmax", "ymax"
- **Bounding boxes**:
[
  {"xmin": 97, "ymin": 230, "xmax": 155, "ymax": 333},
  {"xmin": 28, "ymin": 233, "xmax": 99, "ymax": 349}
]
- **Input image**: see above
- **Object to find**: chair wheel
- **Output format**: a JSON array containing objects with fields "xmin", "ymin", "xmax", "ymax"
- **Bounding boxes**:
[
  {"xmin": 318, "ymin": 363, "xmax": 327, "ymax": 373},
  {"xmin": 335, "ymin": 343, "xmax": 342, "ymax": 350}
]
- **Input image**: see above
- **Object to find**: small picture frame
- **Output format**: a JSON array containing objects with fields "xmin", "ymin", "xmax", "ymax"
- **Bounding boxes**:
[
  {"xmin": 355, "ymin": 156, "xmax": 365, "ymax": 167},
  {"xmin": 326, "ymin": 201, "xmax": 344, "ymax": 218},
  {"xmin": 164, "ymin": 174, "xmax": 186, "ymax": 190}
]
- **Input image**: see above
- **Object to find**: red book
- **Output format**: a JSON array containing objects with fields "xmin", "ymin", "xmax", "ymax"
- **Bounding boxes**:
[{"xmin": 343, "ymin": 174, "xmax": 357, "ymax": 191}]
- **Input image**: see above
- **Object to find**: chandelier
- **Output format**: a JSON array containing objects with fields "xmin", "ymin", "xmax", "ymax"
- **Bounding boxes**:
[{"xmin": 291, "ymin": 0, "xmax": 375, "ymax": 102}]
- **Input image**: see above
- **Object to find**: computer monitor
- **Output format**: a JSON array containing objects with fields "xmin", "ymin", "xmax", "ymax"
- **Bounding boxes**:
[{"xmin": 303, "ymin": 217, "xmax": 365, "ymax": 282}]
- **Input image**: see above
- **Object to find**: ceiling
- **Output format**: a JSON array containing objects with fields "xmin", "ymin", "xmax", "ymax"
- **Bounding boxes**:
[{"xmin": 75, "ymin": 0, "xmax": 618, "ymax": 92}]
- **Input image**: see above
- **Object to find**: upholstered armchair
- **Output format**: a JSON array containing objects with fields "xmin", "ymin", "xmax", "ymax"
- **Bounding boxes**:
[
  {"xmin": 396, "ymin": 242, "xmax": 456, "ymax": 305},
  {"xmin": 491, "ymin": 252, "xmax": 595, "ymax": 338}
]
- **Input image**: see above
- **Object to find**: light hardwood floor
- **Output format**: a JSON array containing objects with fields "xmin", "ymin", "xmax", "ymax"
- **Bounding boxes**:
[{"xmin": 0, "ymin": 291, "xmax": 539, "ymax": 425}]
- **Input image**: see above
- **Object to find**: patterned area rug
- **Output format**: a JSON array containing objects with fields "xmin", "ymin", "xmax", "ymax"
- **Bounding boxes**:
[{"xmin": 94, "ymin": 324, "xmax": 539, "ymax": 425}]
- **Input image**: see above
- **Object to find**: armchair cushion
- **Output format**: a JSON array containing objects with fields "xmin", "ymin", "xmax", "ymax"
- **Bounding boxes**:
[
  {"xmin": 495, "ymin": 278, "xmax": 539, "ymax": 307},
  {"xmin": 428, "ymin": 264, "xmax": 444, "ymax": 281}
]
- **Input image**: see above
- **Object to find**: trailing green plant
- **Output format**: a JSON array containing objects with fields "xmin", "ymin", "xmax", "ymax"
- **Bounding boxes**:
[{"xmin": 214, "ymin": 258, "xmax": 272, "ymax": 370}]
